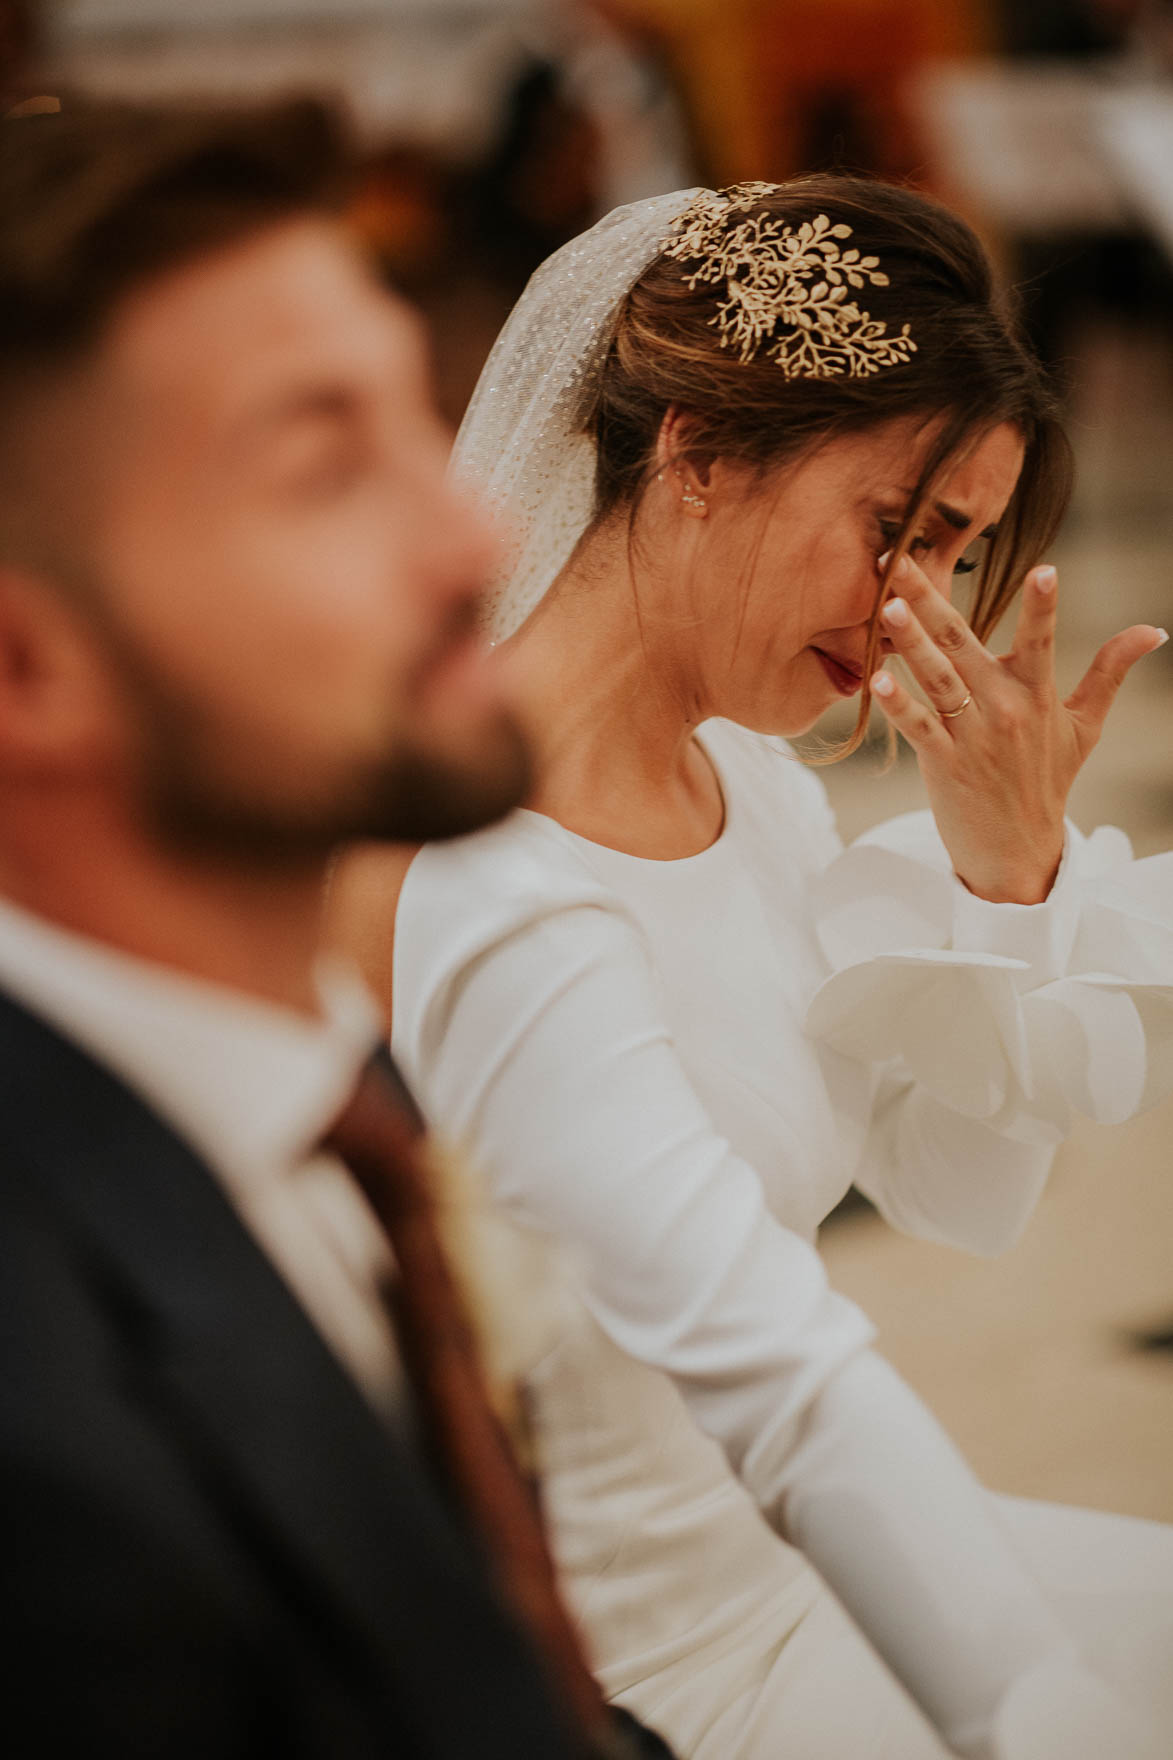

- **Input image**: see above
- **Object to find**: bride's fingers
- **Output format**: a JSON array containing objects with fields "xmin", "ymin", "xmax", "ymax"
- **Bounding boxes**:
[
  {"xmin": 870, "ymin": 668, "xmax": 951, "ymax": 753},
  {"xmin": 1006, "ymin": 565, "xmax": 1059, "ymax": 689},
  {"xmin": 879, "ymin": 595, "xmax": 973, "ymax": 717},
  {"xmin": 882, "ymin": 552, "xmax": 991, "ymax": 681},
  {"xmin": 1065, "ymin": 624, "xmax": 1169, "ymax": 747}
]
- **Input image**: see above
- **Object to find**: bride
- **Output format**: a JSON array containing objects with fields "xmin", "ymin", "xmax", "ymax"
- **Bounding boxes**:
[{"xmin": 333, "ymin": 178, "xmax": 1173, "ymax": 1758}]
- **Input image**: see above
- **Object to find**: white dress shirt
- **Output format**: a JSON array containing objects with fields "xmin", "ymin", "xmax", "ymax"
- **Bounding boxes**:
[{"xmin": 0, "ymin": 895, "xmax": 401, "ymax": 1411}]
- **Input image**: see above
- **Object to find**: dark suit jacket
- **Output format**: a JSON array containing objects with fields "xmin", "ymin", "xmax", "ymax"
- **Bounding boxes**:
[{"xmin": 0, "ymin": 986, "xmax": 591, "ymax": 1758}]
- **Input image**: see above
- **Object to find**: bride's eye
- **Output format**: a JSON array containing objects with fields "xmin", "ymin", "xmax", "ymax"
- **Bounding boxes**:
[
  {"xmin": 953, "ymin": 536, "xmax": 987, "ymax": 576},
  {"xmin": 878, "ymin": 517, "xmax": 990, "ymax": 576},
  {"xmin": 876, "ymin": 519, "xmax": 931, "ymax": 559}
]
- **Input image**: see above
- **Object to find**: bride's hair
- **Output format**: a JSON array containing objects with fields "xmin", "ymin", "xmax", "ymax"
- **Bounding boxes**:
[{"xmin": 589, "ymin": 174, "xmax": 1072, "ymax": 757}]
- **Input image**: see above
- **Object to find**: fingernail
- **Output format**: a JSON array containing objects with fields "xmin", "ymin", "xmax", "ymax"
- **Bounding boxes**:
[
  {"xmin": 871, "ymin": 671, "xmax": 895, "ymax": 698},
  {"xmin": 881, "ymin": 597, "xmax": 909, "ymax": 628},
  {"xmin": 1154, "ymin": 628, "xmax": 1169, "ymax": 648},
  {"xmin": 876, "ymin": 550, "xmax": 891, "ymax": 571},
  {"xmin": 1035, "ymin": 565, "xmax": 1057, "ymax": 593}
]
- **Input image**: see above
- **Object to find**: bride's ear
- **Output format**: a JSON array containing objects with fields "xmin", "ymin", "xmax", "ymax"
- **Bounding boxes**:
[{"xmin": 655, "ymin": 406, "xmax": 718, "ymax": 492}]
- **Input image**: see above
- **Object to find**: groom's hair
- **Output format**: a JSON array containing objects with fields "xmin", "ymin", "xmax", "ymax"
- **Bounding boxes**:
[
  {"xmin": 0, "ymin": 95, "xmax": 354, "ymax": 562},
  {"xmin": 0, "ymin": 94, "xmax": 352, "ymax": 360}
]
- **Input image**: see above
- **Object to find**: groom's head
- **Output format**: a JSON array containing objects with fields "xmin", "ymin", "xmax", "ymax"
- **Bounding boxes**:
[{"xmin": 0, "ymin": 98, "xmax": 530, "ymax": 870}]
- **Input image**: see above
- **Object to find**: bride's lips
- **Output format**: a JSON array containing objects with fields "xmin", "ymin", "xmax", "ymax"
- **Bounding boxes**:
[{"xmin": 812, "ymin": 647, "xmax": 864, "ymax": 696}]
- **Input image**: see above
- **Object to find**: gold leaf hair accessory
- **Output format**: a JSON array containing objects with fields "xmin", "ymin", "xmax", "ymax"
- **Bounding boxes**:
[{"xmin": 663, "ymin": 183, "xmax": 916, "ymax": 379}]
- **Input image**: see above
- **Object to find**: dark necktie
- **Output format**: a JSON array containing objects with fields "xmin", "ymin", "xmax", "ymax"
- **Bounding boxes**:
[{"xmin": 326, "ymin": 1051, "xmax": 628, "ymax": 1758}]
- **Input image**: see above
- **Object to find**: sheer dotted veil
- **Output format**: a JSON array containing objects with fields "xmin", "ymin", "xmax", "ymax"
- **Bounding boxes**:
[{"xmin": 450, "ymin": 189, "xmax": 699, "ymax": 643}]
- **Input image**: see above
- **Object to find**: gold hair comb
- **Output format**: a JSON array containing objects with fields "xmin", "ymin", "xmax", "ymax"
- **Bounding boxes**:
[{"xmin": 664, "ymin": 184, "xmax": 916, "ymax": 380}]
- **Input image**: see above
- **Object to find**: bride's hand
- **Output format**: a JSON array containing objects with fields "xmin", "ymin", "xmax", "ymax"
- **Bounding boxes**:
[{"xmin": 869, "ymin": 555, "xmax": 1167, "ymax": 904}]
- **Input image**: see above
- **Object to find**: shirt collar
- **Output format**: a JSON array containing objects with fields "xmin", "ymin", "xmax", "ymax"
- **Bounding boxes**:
[{"xmin": 0, "ymin": 894, "xmax": 383, "ymax": 1190}]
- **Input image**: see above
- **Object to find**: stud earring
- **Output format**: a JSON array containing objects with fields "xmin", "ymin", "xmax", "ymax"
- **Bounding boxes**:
[{"xmin": 669, "ymin": 463, "xmax": 708, "ymax": 515}]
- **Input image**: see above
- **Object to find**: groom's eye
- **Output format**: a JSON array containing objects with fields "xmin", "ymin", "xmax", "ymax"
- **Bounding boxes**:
[
  {"xmin": 270, "ymin": 429, "xmax": 369, "ymax": 501},
  {"xmin": 289, "ymin": 445, "xmax": 364, "ymax": 497}
]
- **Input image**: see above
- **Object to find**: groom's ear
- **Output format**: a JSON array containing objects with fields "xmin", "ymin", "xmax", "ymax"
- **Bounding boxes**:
[{"xmin": 0, "ymin": 565, "xmax": 126, "ymax": 780}]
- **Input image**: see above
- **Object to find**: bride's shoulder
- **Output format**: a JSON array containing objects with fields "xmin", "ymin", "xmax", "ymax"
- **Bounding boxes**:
[
  {"xmin": 401, "ymin": 808, "xmax": 617, "ymax": 939},
  {"xmin": 393, "ymin": 811, "xmax": 639, "ymax": 1044}
]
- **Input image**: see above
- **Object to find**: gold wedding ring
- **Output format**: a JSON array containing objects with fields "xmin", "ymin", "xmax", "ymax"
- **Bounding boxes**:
[{"xmin": 939, "ymin": 692, "xmax": 973, "ymax": 721}]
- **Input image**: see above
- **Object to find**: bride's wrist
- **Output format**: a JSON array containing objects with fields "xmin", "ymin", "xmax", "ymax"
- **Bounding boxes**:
[{"xmin": 953, "ymin": 848, "xmax": 1064, "ymax": 907}]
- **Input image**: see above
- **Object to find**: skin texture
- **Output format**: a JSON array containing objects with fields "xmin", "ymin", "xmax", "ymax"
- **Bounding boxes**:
[
  {"xmin": 872, "ymin": 553, "xmax": 1163, "ymax": 901},
  {"xmin": 492, "ymin": 411, "xmax": 1164, "ymax": 899},
  {"xmin": 0, "ymin": 218, "xmax": 527, "ymax": 1013}
]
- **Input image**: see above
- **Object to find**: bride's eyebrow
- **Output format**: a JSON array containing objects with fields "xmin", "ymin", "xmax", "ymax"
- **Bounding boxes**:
[
  {"xmin": 933, "ymin": 498, "xmax": 998, "ymax": 539},
  {"xmin": 890, "ymin": 488, "xmax": 998, "ymax": 540}
]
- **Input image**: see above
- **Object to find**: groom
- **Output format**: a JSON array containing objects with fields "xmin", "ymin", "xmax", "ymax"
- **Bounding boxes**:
[{"xmin": 0, "ymin": 97, "xmax": 659, "ymax": 1757}]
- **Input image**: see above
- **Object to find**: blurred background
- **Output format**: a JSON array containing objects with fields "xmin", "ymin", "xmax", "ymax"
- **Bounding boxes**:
[{"xmin": 6, "ymin": 0, "xmax": 1172, "ymax": 1516}]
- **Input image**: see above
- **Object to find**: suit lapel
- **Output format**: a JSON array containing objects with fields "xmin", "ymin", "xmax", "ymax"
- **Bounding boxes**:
[{"xmin": 0, "ymin": 989, "xmax": 492, "ymax": 1693}]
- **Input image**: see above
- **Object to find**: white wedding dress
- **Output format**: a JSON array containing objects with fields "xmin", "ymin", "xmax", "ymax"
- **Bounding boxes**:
[{"xmin": 392, "ymin": 718, "xmax": 1173, "ymax": 1758}]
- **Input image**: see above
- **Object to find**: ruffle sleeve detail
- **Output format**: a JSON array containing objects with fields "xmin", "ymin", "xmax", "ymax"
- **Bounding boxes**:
[{"xmin": 805, "ymin": 810, "xmax": 1173, "ymax": 1148}]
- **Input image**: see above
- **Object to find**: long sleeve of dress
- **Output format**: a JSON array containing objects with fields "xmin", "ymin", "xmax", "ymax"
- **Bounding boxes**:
[
  {"xmin": 393, "ymin": 835, "xmax": 1159, "ymax": 1760},
  {"xmin": 797, "ymin": 783, "xmax": 1173, "ymax": 1254}
]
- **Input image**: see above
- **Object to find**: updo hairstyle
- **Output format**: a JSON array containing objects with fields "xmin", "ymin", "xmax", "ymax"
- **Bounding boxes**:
[{"xmin": 589, "ymin": 174, "xmax": 1072, "ymax": 755}]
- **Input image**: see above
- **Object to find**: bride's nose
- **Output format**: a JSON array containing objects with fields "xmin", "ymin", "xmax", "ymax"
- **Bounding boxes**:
[{"xmin": 922, "ymin": 560, "xmax": 956, "ymax": 604}]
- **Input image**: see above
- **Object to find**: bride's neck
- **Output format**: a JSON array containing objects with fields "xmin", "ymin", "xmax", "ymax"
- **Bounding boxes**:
[{"xmin": 503, "ymin": 520, "xmax": 723, "ymax": 855}]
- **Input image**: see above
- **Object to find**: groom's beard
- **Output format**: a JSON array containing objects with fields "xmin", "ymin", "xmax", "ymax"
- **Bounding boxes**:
[
  {"xmin": 138, "ymin": 706, "xmax": 534, "ymax": 864},
  {"xmin": 73, "ymin": 585, "xmax": 533, "ymax": 866},
  {"xmin": 341, "ymin": 726, "xmax": 534, "ymax": 846}
]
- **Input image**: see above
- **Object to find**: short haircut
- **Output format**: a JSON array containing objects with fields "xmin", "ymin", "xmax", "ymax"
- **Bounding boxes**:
[
  {"xmin": 0, "ymin": 92, "xmax": 353, "ymax": 373},
  {"xmin": 0, "ymin": 94, "xmax": 355, "ymax": 560}
]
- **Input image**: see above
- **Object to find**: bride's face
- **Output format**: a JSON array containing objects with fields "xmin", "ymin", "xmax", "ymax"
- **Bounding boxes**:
[{"xmin": 681, "ymin": 416, "xmax": 1025, "ymax": 736}]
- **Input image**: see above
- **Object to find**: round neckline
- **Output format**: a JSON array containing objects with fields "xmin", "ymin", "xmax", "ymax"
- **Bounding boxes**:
[{"xmin": 516, "ymin": 724, "xmax": 733, "ymax": 867}]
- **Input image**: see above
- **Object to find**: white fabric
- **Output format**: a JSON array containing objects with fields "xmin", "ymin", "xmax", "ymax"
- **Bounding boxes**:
[
  {"xmin": 392, "ymin": 717, "xmax": 1173, "ymax": 1759},
  {"xmin": 450, "ymin": 188, "xmax": 696, "ymax": 641},
  {"xmin": 809, "ymin": 812, "xmax": 1173, "ymax": 1150},
  {"xmin": 0, "ymin": 896, "xmax": 399, "ymax": 1410}
]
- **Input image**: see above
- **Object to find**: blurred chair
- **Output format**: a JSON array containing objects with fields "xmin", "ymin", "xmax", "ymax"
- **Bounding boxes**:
[
  {"xmin": 597, "ymin": 0, "xmax": 989, "ymax": 182},
  {"xmin": 753, "ymin": 0, "xmax": 988, "ymax": 180},
  {"xmin": 593, "ymin": 0, "xmax": 775, "ymax": 182}
]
